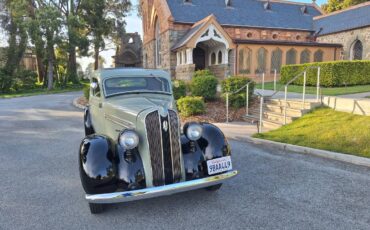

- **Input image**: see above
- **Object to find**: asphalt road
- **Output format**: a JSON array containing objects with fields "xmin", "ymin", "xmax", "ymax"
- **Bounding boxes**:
[{"xmin": 1, "ymin": 92, "xmax": 370, "ymax": 230}]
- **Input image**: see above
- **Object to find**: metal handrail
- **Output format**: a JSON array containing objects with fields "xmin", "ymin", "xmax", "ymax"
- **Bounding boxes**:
[{"xmin": 225, "ymin": 81, "xmax": 252, "ymax": 123}]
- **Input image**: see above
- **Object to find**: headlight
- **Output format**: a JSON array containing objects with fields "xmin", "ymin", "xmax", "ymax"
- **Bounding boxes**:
[
  {"xmin": 185, "ymin": 123, "xmax": 203, "ymax": 141},
  {"xmin": 119, "ymin": 130, "xmax": 139, "ymax": 150}
]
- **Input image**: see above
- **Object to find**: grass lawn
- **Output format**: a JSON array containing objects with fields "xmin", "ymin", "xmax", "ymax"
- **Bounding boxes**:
[
  {"xmin": 0, "ymin": 85, "xmax": 85, "ymax": 99},
  {"xmin": 255, "ymin": 82, "xmax": 370, "ymax": 96},
  {"xmin": 254, "ymin": 107, "xmax": 370, "ymax": 158}
]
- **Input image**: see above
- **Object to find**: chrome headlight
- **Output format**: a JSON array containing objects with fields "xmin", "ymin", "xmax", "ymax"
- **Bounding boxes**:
[
  {"xmin": 185, "ymin": 123, "xmax": 203, "ymax": 141},
  {"xmin": 119, "ymin": 130, "xmax": 139, "ymax": 150}
]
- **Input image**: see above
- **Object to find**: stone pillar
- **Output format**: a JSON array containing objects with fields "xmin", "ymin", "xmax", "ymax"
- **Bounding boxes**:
[{"xmin": 186, "ymin": 48, "xmax": 193, "ymax": 64}]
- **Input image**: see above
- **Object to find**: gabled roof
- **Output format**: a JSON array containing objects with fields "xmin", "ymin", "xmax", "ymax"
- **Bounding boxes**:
[
  {"xmin": 171, "ymin": 15, "xmax": 234, "ymax": 51},
  {"xmin": 166, "ymin": 0, "xmax": 322, "ymax": 31},
  {"xmin": 314, "ymin": 2, "xmax": 370, "ymax": 36}
]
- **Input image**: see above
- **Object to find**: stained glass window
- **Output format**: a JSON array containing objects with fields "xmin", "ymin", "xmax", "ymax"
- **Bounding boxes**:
[
  {"xmin": 286, "ymin": 48, "xmax": 297, "ymax": 65},
  {"xmin": 300, "ymin": 49, "xmax": 310, "ymax": 64},
  {"xmin": 271, "ymin": 48, "xmax": 282, "ymax": 73},
  {"xmin": 353, "ymin": 40, "xmax": 363, "ymax": 60},
  {"xmin": 314, "ymin": 50, "xmax": 323, "ymax": 62},
  {"xmin": 238, "ymin": 48, "xmax": 251, "ymax": 74},
  {"xmin": 256, "ymin": 47, "xmax": 267, "ymax": 74}
]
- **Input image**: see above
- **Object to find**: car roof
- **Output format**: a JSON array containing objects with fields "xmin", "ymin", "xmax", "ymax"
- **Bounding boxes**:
[{"xmin": 94, "ymin": 68, "xmax": 171, "ymax": 81}]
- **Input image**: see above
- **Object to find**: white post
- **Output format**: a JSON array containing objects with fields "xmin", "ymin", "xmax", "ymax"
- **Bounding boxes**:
[
  {"xmin": 284, "ymin": 86, "xmax": 288, "ymax": 125},
  {"xmin": 302, "ymin": 71, "xmax": 307, "ymax": 109},
  {"xmin": 226, "ymin": 93, "xmax": 229, "ymax": 123},
  {"xmin": 274, "ymin": 69, "xmax": 277, "ymax": 91},
  {"xmin": 259, "ymin": 96, "xmax": 264, "ymax": 133},
  {"xmin": 262, "ymin": 72, "xmax": 265, "ymax": 94},
  {"xmin": 316, "ymin": 67, "xmax": 321, "ymax": 102},
  {"xmin": 246, "ymin": 83, "xmax": 249, "ymax": 116}
]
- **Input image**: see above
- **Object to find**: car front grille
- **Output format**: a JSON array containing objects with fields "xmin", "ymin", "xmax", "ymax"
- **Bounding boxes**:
[{"xmin": 145, "ymin": 110, "xmax": 182, "ymax": 186}]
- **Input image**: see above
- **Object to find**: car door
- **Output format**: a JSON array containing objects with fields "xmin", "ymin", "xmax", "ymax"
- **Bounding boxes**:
[{"xmin": 89, "ymin": 77, "xmax": 105, "ymax": 134}]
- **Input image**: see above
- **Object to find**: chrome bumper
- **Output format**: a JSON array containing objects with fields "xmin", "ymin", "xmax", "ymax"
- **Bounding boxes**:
[{"xmin": 86, "ymin": 170, "xmax": 238, "ymax": 204}]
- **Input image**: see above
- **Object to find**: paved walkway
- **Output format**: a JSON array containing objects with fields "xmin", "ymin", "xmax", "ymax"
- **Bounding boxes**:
[{"xmin": 214, "ymin": 122, "xmax": 259, "ymax": 138}]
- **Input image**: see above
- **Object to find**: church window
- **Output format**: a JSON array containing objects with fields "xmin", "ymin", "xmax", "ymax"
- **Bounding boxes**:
[
  {"xmin": 218, "ymin": 51, "xmax": 223, "ymax": 64},
  {"xmin": 286, "ymin": 48, "xmax": 297, "ymax": 65},
  {"xmin": 256, "ymin": 47, "xmax": 267, "ymax": 74},
  {"xmin": 271, "ymin": 48, "xmax": 282, "ymax": 73},
  {"xmin": 247, "ymin": 32, "xmax": 253, "ymax": 38},
  {"xmin": 300, "ymin": 49, "xmax": 310, "ymax": 64},
  {"xmin": 238, "ymin": 48, "xmax": 251, "ymax": 74},
  {"xmin": 211, "ymin": 52, "xmax": 216, "ymax": 65},
  {"xmin": 352, "ymin": 40, "xmax": 363, "ymax": 60},
  {"xmin": 314, "ymin": 50, "xmax": 323, "ymax": 62}
]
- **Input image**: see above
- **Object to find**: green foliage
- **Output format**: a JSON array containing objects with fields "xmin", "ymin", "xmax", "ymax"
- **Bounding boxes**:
[
  {"xmin": 322, "ymin": 0, "xmax": 368, "ymax": 13},
  {"xmin": 177, "ymin": 96, "xmax": 205, "ymax": 117},
  {"xmin": 190, "ymin": 75, "xmax": 218, "ymax": 101},
  {"xmin": 193, "ymin": 69, "xmax": 213, "ymax": 78},
  {"xmin": 221, "ymin": 76, "xmax": 255, "ymax": 108},
  {"xmin": 172, "ymin": 80, "xmax": 187, "ymax": 100},
  {"xmin": 0, "ymin": 68, "xmax": 12, "ymax": 93},
  {"xmin": 0, "ymin": 68, "xmax": 38, "ymax": 93},
  {"xmin": 280, "ymin": 61, "xmax": 370, "ymax": 87},
  {"xmin": 83, "ymin": 84, "xmax": 90, "ymax": 100}
]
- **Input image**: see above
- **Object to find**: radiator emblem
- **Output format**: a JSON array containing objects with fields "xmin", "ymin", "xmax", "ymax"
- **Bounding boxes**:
[{"xmin": 163, "ymin": 120, "xmax": 168, "ymax": 132}]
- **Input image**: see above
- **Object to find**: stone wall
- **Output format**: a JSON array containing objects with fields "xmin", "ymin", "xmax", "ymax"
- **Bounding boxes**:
[
  {"xmin": 317, "ymin": 27, "xmax": 370, "ymax": 60},
  {"xmin": 208, "ymin": 64, "xmax": 229, "ymax": 80},
  {"xmin": 175, "ymin": 64, "xmax": 195, "ymax": 81}
]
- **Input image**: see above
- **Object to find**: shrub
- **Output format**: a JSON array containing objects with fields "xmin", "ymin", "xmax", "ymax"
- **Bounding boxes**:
[
  {"xmin": 221, "ymin": 76, "xmax": 255, "ymax": 108},
  {"xmin": 190, "ymin": 75, "xmax": 218, "ymax": 101},
  {"xmin": 0, "ymin": 68, "xmax": 12, "ymax": 93},
  {"xmin": 177, "ymin": 96, "xmax": 205, "ymax": 117},
  {"xmin": 193, "ymin": 69, "xmax": 213, "ymax": 78},
  {"xmin": 172, "ymin": 80, "xmax": 187, "ymax": 100},
  {"xmin": 83, "ymin": 84, "xmax": 90, "ymax": 100},
  {"xmin": 13, "ymin": 69, "xmax": 38, "ymax": 91},
  {"xmin": 280, "ymin": 61, "xmax": 370, "ymax": 87}
]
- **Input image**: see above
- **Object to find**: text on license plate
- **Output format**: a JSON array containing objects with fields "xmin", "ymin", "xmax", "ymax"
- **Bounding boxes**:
[{"xmin": 207, "ymin": 156, "xmax": 232, "ymax": 175}]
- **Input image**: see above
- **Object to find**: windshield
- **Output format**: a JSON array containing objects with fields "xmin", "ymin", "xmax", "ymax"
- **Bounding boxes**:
[{"xmin": 104, "ymin": 76, "xmax": 171, "ymax": 97}]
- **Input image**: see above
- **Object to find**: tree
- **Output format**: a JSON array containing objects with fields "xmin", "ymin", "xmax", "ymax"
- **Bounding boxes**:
[
  {"xmin": 81, "ymin": 0, "xmax": 131, "ymax": 70},
  {"xmin": 322, "ymin": 0, "xmax": 369, "ymax": 13},
  {"xmin": 36, "ymin": 5, "xmax": 63, "ymax": 90}
]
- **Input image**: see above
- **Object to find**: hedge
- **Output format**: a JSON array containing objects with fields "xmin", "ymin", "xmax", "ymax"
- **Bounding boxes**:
[
  {"xmin": 280, "ymin": 61, "xmax": 370, "ymax": 87},
  {"xmin": 177, "ymin": 96, "xmax": 205, "ymax": 117},
  {"xmin": 190, "ymin": 74, "xmax": 218, "ymax": 101},
  {"xmin": 221, "ymin": 76, "xmax": 255, "ymax": 108},
  {"xmin": 172, "ymin": 80, "xmax": 187, "ymax": 100}
]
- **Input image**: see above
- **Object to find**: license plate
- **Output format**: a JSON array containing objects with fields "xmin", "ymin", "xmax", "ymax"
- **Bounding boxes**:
[{"xmin": 207, "ymin": 156, "xmax": 232, "ymax": 175}]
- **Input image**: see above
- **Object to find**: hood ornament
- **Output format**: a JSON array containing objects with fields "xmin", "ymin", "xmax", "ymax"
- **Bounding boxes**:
[{"xmin": 163, "ymin": 120, "xmax": 168, "ymax": 132}]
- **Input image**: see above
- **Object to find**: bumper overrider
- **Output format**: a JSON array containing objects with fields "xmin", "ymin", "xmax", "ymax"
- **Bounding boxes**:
[{"xmin": 86, "ymin": 170, "xmax": 238, "ymax": 204}]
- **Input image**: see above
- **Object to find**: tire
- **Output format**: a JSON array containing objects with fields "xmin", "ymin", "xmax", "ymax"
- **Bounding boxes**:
[
  {"xmin": 205, "ymin": 183, "xmax": 222, "ymax": 191},
  {"xmin": 89, "ymin": 203, "xmax": 104, "ymax": 214}
]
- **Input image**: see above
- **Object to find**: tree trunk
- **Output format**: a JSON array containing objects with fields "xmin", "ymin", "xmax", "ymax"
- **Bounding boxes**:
[
  {"xmin": 66, "ymin": 0, "xmax": 79, "ymax": 84},
  {"xmin": 94, "ymin": 45, "xmax": 99, "ymax": 70},
  {"xmin": 36, "ymin": 55, "xmax": 46, "ymax": 82}
]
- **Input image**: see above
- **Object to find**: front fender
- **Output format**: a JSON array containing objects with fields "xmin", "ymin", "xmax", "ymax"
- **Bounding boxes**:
[
  {"xmin": 181, "ymin": 123, "xmax": 231, "ymax": 180},
  {"xmin": 79, "ymin": 135, "xmax": 118, "ymax": 194}
]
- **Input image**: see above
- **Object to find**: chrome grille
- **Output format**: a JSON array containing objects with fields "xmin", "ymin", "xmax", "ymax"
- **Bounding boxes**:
[{"xmin": 145, "ymin": 110, "xmax": 182, "ymax": 186}]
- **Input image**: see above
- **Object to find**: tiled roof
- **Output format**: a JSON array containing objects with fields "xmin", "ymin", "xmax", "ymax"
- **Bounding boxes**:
[
  {"xmin": 314, "ymin": 3, "xmax": 370, "ymax": 36},
  {"xmin": 167, "ymin": 0, "xmax": 322, "ymax": 31},
  {"xmin": 172, "ymin": 21, "xmax": 206, "ymax": 50}
]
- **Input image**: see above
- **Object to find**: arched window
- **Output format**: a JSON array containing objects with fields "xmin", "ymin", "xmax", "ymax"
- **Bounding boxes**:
[
  {"xmin": 271, "ymin": 48, "xmax": 282, "ymax": 73},
  {"xmin": 155, "ymin": 18, "xmax": 161, "ymax": 67},
  {"xmin": 352, "ymin": 40, "xmax": 363, "ymax": 60},
  {"xmin": 238, "ymin": 48, "xmax": 251, "ymax": 74},
  {"xmin": 314, "ymin": 50, "xmax": 323, "ymax": 62},
  {"xmin": 144, "ymin": 54, "xmax": 148, "ymax": 68},
  {"xmin": 211, "ymin": 52, "xmax": 216, "ymax": 65},
  {"xmin": 218, "ymin": 51, "xmax": 223, "ymax": 64},
  {"xmin": 286, "ymin": 48, "xmax": 297, "ymax": 65},
  {"xmin": 300, "ymin": 49, "xmax": 311, "ymax": 64},
  {"xmin": 256, "ymin": 47, "xmax": 267, "ymax": 74}
]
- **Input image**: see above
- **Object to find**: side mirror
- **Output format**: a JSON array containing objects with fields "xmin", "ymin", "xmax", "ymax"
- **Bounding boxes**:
[{"xmin": 90, "ymin": 82, "xmax": 98, "ymax": 90}]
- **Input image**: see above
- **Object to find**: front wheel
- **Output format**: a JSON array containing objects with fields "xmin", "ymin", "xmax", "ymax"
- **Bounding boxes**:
[
  {"xmin": 205, "ymin": 183, "xmax": 222, "ymax": 191},
  {"xmin": 89, "ymin": 203, "xmax": 104, "ymax": 214}
]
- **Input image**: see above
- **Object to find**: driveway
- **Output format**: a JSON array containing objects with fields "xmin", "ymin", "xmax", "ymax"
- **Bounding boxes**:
[{"xmin": 1, "ymin": 92, "xmax": 370, "ymax": 230}]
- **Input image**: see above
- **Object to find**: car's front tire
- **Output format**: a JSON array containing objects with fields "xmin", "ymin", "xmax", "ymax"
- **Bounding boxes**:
[
  {"xmin": 205, "ymin": 183, "xmax": 223, "ymax": 191},
  {"xmin": 89, "ymin": 203, "xmax": 104, "ymax": 214}
]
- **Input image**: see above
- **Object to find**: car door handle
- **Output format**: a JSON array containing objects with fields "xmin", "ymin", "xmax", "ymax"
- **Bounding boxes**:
[{"xmin": 99, "ymin": 103, "xmax": 103, "ymax": 108}]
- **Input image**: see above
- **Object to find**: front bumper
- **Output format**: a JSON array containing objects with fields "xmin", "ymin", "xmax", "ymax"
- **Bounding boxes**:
[{"xmin": 86, "ymin": 170, "xmax": 238, "ymax": 204}]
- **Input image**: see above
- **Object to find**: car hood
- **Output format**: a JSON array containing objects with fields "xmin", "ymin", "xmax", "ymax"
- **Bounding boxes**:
[{"xmin": 104, "ymin": 95, "xmax": 174, "ymax": 128}]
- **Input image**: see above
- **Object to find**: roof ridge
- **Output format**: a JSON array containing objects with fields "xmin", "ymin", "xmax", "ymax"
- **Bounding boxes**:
[{"xmin": 314, "ymin": 1, "xmax": 370, "ymax": 20}]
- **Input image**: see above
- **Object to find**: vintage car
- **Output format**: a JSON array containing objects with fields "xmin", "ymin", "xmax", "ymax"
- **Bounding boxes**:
[{"xmin": 79, "ymin": 68, "xmax": 238, "ymax": 214}]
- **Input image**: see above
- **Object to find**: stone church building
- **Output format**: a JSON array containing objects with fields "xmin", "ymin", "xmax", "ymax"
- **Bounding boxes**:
[
  {"xmin": 115, "ymin": 32, "xmax": 143, "ymax": 68},
  {"xmin": 140, "ymin": 0, "xmax": 369, "ymax": 82}
]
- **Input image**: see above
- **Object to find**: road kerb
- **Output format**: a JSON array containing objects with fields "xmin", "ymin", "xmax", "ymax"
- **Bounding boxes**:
[
  {"xmin": 228, "ymin": 135, "xmax": 370, "ymax": 168},
  {"xmin": 73, "ymin": 97, "xmax": 86, "ymax": 110}
]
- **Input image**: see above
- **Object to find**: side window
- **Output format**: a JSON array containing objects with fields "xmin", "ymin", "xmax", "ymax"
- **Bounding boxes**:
[{"xmin": 92, "ymin": 78, "xmax": 101, "ymax": 97}]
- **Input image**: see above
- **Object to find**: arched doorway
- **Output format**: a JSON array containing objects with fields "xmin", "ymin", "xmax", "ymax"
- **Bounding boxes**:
[{"xmin": 193, "ymin": 45, "xmax": 206, "ymax": 70}]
